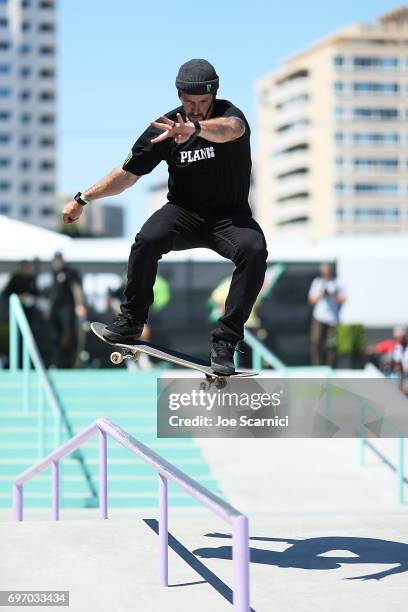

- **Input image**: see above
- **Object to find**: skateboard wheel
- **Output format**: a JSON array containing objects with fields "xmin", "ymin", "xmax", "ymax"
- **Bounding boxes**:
[
  {"xmin": 215, "ymin": 377, "xmax": 227, "ymax": 389},
  {"xmin": 110, "ymin": 351, "xmax": 123, "ymax": 365},
  {"xmin": 200, "ymin": 380, "xmax": 211, "ymax": 391}
]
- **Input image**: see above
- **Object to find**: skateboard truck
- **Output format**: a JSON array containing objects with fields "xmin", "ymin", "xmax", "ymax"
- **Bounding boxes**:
[
  {"xmin": 110, "ymin": 349, "xmax": 139, "ymax": 365},
  {"xmin": 200, "ymin": 375, "xmax": 227, "ymax": 391}
]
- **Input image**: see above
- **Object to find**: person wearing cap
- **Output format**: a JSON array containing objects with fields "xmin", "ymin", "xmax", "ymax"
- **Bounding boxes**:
[{"xmin": 61, "ymin": 59, "xmax": 268, "ymax": 374}]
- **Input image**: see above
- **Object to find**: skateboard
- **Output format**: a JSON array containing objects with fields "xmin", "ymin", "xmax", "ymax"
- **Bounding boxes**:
[{"xmin": 91, "ymin": 322, "xmax": 257, "ymax": 390}]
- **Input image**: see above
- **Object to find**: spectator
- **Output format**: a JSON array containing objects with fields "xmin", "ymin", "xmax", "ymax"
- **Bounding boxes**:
[
  {"xmin": 366, "ymin": 326, "xmax": 407, "ymax": 374},
  {"xmin": 308, "ymin": 263, "xmax": 346, "ymax": 367},
  {"xmin": 2, "ymin": 260, "xmax": 38, "ymax": 325},
  {"xmin": 49, "ymin": 252, "xmax": 86, "ymax": 368}
]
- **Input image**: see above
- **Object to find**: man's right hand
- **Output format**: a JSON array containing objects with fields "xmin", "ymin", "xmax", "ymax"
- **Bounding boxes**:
[{"xmin": 62, "ymin": 200, "xmax": 83, "ymax": 224}]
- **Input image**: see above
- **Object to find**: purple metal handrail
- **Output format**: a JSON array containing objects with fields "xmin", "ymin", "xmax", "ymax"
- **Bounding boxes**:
[{"xmin": 12, "ymin": 417, "xmax": 250, "ymax": 611}]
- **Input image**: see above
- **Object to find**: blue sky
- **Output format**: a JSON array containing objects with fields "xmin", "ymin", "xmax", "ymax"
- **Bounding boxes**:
[{"xmin": 58, "ymin": 0, "xmax": 399, "ymax": 235}]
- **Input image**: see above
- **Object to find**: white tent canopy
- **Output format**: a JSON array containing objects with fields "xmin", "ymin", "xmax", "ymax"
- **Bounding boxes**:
[
  {"xmin": 1, "ymin": 215, "xmax": 407, "ymax": 327},
  {"xmin": 0, "ymin": 215, "xmax": 71, "ymax": 260}
]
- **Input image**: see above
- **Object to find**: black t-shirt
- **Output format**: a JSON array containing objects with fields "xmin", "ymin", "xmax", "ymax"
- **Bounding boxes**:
[
  {"xmin": 50, "ymin": 266, "xmax": 81, "ymax": 308},
  {"xmin": 122, "ymin": 99, "xmax": 252, "ymax": 216},
  {"xmin": 2, "ymin": 274, "xmax": 38, "ymax": 299}
]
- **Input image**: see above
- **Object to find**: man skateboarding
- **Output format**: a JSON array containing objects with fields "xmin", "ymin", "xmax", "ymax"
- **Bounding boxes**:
[{"xmin": 62, "ymin": 59, "xmax": 268, "ymax": 375}]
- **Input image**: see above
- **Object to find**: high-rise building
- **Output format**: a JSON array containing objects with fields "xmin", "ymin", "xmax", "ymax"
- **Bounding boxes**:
[
  {"xmin": 255, "ymin": 8, "xmax": 408, "ymax": 238},
  {"xmin": 0, "ymin": 0, "xmax": 56, "ymax": 228}
]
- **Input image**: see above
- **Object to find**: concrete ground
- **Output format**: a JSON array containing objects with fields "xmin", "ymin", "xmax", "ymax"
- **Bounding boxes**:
[
  {"xmin": 2, "ymin": 512, "xmax": 408, "ymax": 612},
  {"xmin": 2, "ymin": 367, "xmax": 407, "ymax": 611}
]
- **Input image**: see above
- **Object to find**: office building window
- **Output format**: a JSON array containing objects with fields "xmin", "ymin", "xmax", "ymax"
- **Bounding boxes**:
[
  {"xmin": 40, "ymin": 160, "xmax": 54, "ymax": 170},
  {"xmin": 0, "ymin": 110, "xmax": 11, "ymax": 120},
  {"xmin": 19, "ymin": 43, "xmax": 31, "ymax": 54},
  {"xmin": 353, "ymin": 158, "xmax": 398, "ymax": 170},
  {"xmin": 334, "ymin": 55, "xmax": 344, "ymax": 66},
  {"xmin": 0, "ymin": 64, "xmax": 10, "ymax": 74},
  {"xmin": 0, "ymin": 204, "xmax": 10, "ymax": 214},
  {"xmin": 0, "ymin": 88, "xmax": 10, "ymax": 97},
  {"xmin": 39, "ymin": 90, "xmax": 54, "ymax": 100},
  {"xmin": 20, "ymin": 206, "xmax": 31, "ymax": 217},
  {"xmin": 334, "ymin": 81, "xmax": 344, "ymax": 92},
  {"xmin": 353, "ymin": 82, "xmax": 399, "ymax": 94},
  {"xmin": 335, "ymin": 207, "xmax": 345, "ymax": 220},
  {"xmin": 354, "ymin": 183, "xmax": 398, "ymax": 194},
  {"xmin": 21, "ymin": 0, "xmax": 31, "ymax": 7},
  {"xmin": 353, "ymin": 132, "xmax": 399, "ymax": 145},
  {"xmin": 39, "ymin": 183, "xmax": 54, "ymax": 193},
  {"xmin": 20, "ymin": 66, "xmax": 31, "ymax": 77},
  {"xmin": 0, "ymin": 181, "xmax": 11, "ymax": 190},
  {"xmin": 20, "ymin": 113, "xmax": 31, "ymax": 124},
  {"xmin": 39, "ymin": 114, "xmax": 54, "ymax": 124},
  {"xmin": 0, "ymin": 133, "xmax": 11, "ymax": 143},
  {"xmin": 40, "ymin": 0, "xmax": 54, "ymax": 7},
  {"xmin": 335, "ymin": 156, "xmax": 344, "ymax": 166},
  {"xmin": 334, "ymin": 132, "xmax": 344, "ymax": 143},
  {"xmin": 353, "ymin": 107, "xmax": 398, "ymax": 120},
  {"xmin": 0, "ymin": 17, "xmax": 7, "ymax": 27},
  {"xmin": 39, "ymin": 45, "xmax": 54, "ymax": 55},
  {"xmin": 353, "ymin": 207, "xmax": 399, "ymax": 221},
  {"xmin": 39, "ymin": 22, "xmax": 54, "ymax": 32},
  {"xmin": 353, "ymin": 57, "xmax": 398, "ymax": 69},
  {"xmin": 0, "ymin": 158, "xmax": 10, "ymax": 167},
  {"xmin": 39, "ymin": 68, "xmax": 54, "ymax": 78},
  {"xmin": 19, "ymin": 90, "xmax": 31, "ymax": 101},
  {"xmin": 39, "ymin": 136, "xmax": 54, "ymax": 147},
  {"xmin": 20, "ymin": 182, "xmax": 31, "ymax": 193},
  {"xmin": 21, "ymin": 21, "xmax": 31, "ymax": 31},
  {"xmin": 20, "ymin": 136, "xmax": 31, "ymax": 146},
  {"xmin": 20, "ymin": 159, "xmax": 31, "ymax": 170},
  {"xmin": 40, "ymin": 207, "xmax": 54, "ymax": 216},
  {"xmin": 335, "ymin": 182, "xmax": 345, "ymax": 192},
  {"xmin": 0, "ymin": 41, "xmax": 10, "ymax": 50}
]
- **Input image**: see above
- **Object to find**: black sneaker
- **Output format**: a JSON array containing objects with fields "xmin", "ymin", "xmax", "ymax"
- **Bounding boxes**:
[
  {"xmin": 210, "ymin": 339, "xmax": 236, "ymax": 375},
  {"xmin": 103, "ymin": 313, "xmax": 144, "ymax": 344}
]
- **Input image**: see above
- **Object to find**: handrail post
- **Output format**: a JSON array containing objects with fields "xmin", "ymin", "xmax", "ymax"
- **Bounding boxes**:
[
  {"xmin": 252, "ymin": 348, "xmax": 261, "ymax": 371},
  {"xmin": 159, "ymin": 474, "xmax": 168, "ymax": 587},
  {"xmin": 233, "ymin": 515, "xmax": 250, "ymax": 611},
  {"xmin": 38, "ymin": 382, "xmax": 45, "ymax": 459},
  {"xmin": 99, "ymin": 428, "xmax": 108, "ymax": 519},
  {"xmin": 23, "ymin": 340, "xmax": 30, "ymax": 413},
  {"xmin": 12, "ymin": 484, "xmax": 23, "ymax": 522},
  {"xmin": 9, "ymin": 306, "xmax": 18, "ymax": 372},
  {"xmin": 52, "ymin": 460, "xmax": 60, "ymax": 520},
  {"xmin": 397, "ymin": 437, "xmax": 404, "ymax": 504}
]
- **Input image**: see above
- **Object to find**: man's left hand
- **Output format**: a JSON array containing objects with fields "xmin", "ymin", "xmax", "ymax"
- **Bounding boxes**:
[{"xmin": 150, "ymin": 113, "xmax": 195, "ymax": 144}]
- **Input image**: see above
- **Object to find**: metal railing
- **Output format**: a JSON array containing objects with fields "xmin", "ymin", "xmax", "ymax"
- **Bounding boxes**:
[
  {"xmin": 12, "ymin": 418, "xmax": 250, "ymax": 611},
  {"xmin": 241, "ymin": 328, "xmax": 287, "ymax": 371},
  {"xmin": 357, "ymin": 397, "xmax": 405, "ymax": 504},
  {"xmin": 8, "ymin": 294, "xmax": 97, "ymax": 501}
]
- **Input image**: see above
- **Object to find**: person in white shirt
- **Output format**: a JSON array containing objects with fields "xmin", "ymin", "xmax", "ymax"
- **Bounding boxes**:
[{"xmin": 308, "ymin": 263, "xmax": 346, "ymax": 367}]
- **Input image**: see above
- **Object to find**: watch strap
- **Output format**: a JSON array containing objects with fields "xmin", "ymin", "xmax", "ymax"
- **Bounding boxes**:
[
  {"xmin": 74, "ymin": 192, "xmax": 90, "ymax": 206},
  {"xmin": 191, "ymin": 120, "xmax": 201, "ymax": 136}
]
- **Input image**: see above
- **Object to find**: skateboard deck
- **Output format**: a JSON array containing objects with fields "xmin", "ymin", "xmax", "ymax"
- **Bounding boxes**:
[{"xmin": 91, "ymin": 322, "xmax": 257, "ymax": 389}]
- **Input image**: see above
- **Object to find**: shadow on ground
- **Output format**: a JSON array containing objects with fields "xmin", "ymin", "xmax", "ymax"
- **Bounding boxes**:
[{"xmin": 193, "ymin": 532, "xmax": 408, "ymax": 581}]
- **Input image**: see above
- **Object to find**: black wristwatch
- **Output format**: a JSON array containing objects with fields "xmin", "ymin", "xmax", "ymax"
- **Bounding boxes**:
[
  {"xmin": 74, "ymin": 192, "xmax": 90, "ymax": 206},
  {"xmin": 191, "ymin": 120, "xmax": 201, "ymax": 136}
]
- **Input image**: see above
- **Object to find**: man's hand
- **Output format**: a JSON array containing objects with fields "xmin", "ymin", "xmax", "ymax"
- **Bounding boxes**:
[
  {"xmin": 150, "ymin": 113, "xmax": 195, "ymax": 144},
  {"xmin": 62, "ymin": 200, "xmax": 84, "ymax": 224}
]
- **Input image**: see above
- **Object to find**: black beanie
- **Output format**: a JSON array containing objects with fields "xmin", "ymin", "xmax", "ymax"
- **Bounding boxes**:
[{"xmin": 175, "ymin": 59, "xmax": 219, "ymax": 95}]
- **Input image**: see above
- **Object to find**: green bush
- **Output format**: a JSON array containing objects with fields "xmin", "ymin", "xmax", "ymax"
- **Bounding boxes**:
[{"xmin": 335, "ymin": 323, "xmax": 366, "ymax": 357}]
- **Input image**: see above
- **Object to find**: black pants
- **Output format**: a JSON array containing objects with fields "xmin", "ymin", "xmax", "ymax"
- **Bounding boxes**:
[
  {"xmin": 310, "ymin": 318, "xmax": 337, "ymax": 367},
  {"xmin": 50, "ymin": 304, "xmax": 78, "ymax": 368},
  {"xmin": 121, "ymin": 203, "xmax": 268, "ymax": 345}
]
